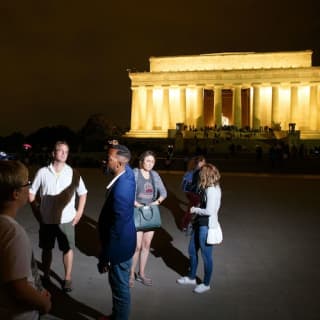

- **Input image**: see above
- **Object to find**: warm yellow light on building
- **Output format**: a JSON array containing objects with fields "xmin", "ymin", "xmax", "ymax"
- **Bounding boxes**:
[
  {"xmin": 297, "ymin": 86, "xmax": 311, "ymax": 129},
  {"xmin": 153, "ymin": 87, "xmax": 163, "ymax": 101},
  {"xmin": 186, "ymin": 87, "xmax": 197, "ymax": 126},
  {"xmin": 137, "ymin": 87, "xmax": 147, "ymax": 129},
  {"xmin": 169, "ymin": 87, "xmax": 179, "ymax": 100},
  {"xmin": 127, "ymin": 50, "xmax": 320, "ymax": 139},
  {"xmin": 278, "ymin": 87, "xmax": 291, "ymax": 130},
  {"xmin": 259, "ymin": 86, "xmax": 272, "ymax": 126},
  {"xmin": 169, "ymin": 87, "xmax": 181, "ymax": 126},
  {"xmin": 153, "ymin": 87, "xmax": 163, "ymax": 129}
]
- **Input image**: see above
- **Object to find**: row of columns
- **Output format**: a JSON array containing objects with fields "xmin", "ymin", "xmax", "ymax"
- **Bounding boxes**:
[{"xmin": 130, "ymin": 84, "xmax": 320, "ymax": 132}]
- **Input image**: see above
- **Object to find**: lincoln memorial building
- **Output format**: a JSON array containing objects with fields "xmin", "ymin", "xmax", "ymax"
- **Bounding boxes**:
[{"xmin": 126, "ymin": 50, "xmax": 320, "ymax": 139}]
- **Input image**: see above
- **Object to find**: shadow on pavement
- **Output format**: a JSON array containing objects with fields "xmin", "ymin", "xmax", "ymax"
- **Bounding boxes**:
[
  {"xmin": 42, "ymin": 280, "xmax": 103, "ymax": 320},
  {"xmin": 75, "ymin": 215, "xmax": 100, "ymax": 258},
  {"xmin": 37, "ymin": 261, "xmax": 103, "ymax": 320},
  {"xmin": 164, "ymin": 189, "xmax": 187, "ymax": 230},
  {"xmin": 151, "ymin": 227, "xmax": 189, "ymax": 276}
]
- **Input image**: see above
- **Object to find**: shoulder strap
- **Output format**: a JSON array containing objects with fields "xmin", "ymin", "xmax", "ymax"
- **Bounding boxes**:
[
  {"xmin": 134, "ymin": 169, "xmax": 157, "ymax": 200},
  {"xmin": 133, "ymin": 168, "xmax": 139, "ymax": 183},
  {"xmin": 150, "ymin": 170, "xmax": 157, "ymax": 200},
  {"xmin": 52, "ymin": 169, "xmax": 81, "ymax": 216},
  {"xmin": 71, "ymin": 169, "xmax": 80, "ymax": 189},
  {"xmin": 133, "ymin": 168, "xmax": 139, "ymax": 197}
]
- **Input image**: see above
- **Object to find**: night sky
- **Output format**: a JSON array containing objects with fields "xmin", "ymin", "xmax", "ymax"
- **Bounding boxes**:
[{"xmin": 1, "ymin": 0, "xmax": 319, "ymax": 136}]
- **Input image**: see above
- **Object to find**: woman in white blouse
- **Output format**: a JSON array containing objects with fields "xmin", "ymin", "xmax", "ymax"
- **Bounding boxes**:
[{"xmin": 177, "ymin": 163, "xmax": 221, "ymax": 293}]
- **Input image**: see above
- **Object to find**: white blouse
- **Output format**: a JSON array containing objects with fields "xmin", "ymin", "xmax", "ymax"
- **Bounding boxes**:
[{"xmin": 190, "ymin": 185, "xmax": 221, "ymax": 228}]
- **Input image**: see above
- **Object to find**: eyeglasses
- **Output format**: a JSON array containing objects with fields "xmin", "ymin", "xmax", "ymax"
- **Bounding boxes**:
[{"xmin": 18, "ymin": 180, "xmax": 31, "ymax": 188}]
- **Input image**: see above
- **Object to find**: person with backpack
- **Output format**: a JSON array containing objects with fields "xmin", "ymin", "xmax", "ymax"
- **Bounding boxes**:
[{"xmin": 180, "ymin": 156, "xmax": 206, "ymax": 231}]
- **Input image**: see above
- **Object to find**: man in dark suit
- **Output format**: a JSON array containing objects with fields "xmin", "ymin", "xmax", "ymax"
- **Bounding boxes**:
[{"xmin": 97, "ymin": 144, "xmax": 136, "ymax": 320}]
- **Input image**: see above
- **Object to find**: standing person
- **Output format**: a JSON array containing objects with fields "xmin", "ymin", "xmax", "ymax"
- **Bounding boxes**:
[
  {"xmin": 177, "ymin": 163, "xmax": 221, "ymax": 293},
  {"xmin": 180, "ymin": 155, "xmax": 206, "ymax": 231},
  {"xmin": 29, "ymin": 141, "xmax": 87, "ymax": 292},
  {"xmin": 130, "ymin": 150, "xmax": 167, "ymax": 287},
  {"xmin": 181, "ymin": 157, "xmax": 196, "ymax": 194},
  {"xmin": 189, "ymin": 155, "xmax": 206, "ymax": 193},
  {"xmin": 0, "ymin": 160, "xmax": 51, "ymax": 319},
  {"xmin": 97, "ymin": 144, "xmax": 136, "ymax": 320}
]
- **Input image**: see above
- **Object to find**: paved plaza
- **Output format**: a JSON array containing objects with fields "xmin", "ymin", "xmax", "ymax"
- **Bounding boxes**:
[{"xmin": 17, "ymin": 168, "xmax": 320, "ymax": 320}]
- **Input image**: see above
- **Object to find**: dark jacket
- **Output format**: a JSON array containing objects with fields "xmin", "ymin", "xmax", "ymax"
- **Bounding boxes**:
[
  {"xmin": 98, "ymin": 166, "xmax": 136, "ymax": 265},
  {"xmin": 185, "ymin": 168, "xmax": 200, "ymax": 193}
]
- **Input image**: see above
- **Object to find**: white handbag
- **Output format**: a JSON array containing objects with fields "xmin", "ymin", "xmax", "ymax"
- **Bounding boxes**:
[{"xmin": 207, "ymin": 223, "xmax": 223, "ymax": 245}]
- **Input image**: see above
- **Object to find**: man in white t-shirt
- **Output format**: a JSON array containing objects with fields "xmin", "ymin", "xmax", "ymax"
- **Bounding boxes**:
[
  {"xmin": 0, "ymin": 160, "xmax": 51, "ymax": 319},
  {"xmin": 29, "ymin": 141, "xmax": 88, "ymax": 293}
]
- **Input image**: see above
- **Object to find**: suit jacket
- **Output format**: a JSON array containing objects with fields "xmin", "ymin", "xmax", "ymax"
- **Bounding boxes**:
[{"xmin": 98, "ymin": 166, "xmax": 136, "ymax": 265}]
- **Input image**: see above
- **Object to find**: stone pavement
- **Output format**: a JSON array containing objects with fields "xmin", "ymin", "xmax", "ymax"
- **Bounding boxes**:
[{"xmin": 17, "ymin": 168, "xmax": 320, "ymax": 320}]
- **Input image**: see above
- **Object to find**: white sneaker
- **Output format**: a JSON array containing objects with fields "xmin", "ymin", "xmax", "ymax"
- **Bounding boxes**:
[
  {"xmin": 176, "ymin": 276, "xmax": 196, "ymax": 285},
  {"xmin": 193, "ymin": 283, "xmax": 210, "ymax": 293}
]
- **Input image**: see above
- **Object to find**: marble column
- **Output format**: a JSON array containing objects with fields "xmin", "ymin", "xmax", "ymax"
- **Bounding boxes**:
[
  {"xmin": 130, "ymin": 87, "xmax": 139, "ymax": 130},
  {"xmin": 162, "ymin": 86, "xmax": 170, "ymax": 131},
  {"xmin": 309, "ymin": 85, "xmax": 319, "ymax": 130},
  {"xmin": 195, "ymin": 87, "xmax": 204, "ymax": 128},
  {"xmin": 138, "ymin": 86, "xmax": 147, "ymax": 129},
  {"xmin": 185, "ymin": 87, "xmax": 192, "ymax": 127},
  {"xmin": 214, "ymin": 86, "xmax": 222, "ymax": 127},
  {"xmin": 271, "ymin": 85, "xmax": 280, "ymax": 126},
  {"xmin": 153, "ymin": 88, "xmax": 162, "ymax": 130},
  {"xmin": 179, "ymin": 87, "xmax": 186, "ymax": 125},
  {"xmin": 168, "ymin": 87, "xmax": 181, "ymax": 128},
  {"xmin": 317, "ymin": 86, "xmax": 320, "ymax": 130},
  {"xmin": 252, "ymin": 85, "xmax": 261, "ymax": 130},
  {"xmin": 290, "ymin": 85, "xmax": 298, "ymax": 123},
  {"xmin": 145, "ymin": 86, "xmax": 154, "ymax": 130},
  {"xmin": 232, "ymin": 86, "xmax": 242, "ymax": 128}
]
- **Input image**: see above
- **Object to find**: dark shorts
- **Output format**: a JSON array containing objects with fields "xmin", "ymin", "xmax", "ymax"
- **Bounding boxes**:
[{"xmin": 39, "ymin": 222, "xmax": 75, "ymax": 253}]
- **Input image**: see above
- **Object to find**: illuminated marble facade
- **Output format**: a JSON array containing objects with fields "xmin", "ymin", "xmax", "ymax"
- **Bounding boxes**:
[{"xmin": 126, "ymin": 51, "xmax": 320, "ymax": 139}]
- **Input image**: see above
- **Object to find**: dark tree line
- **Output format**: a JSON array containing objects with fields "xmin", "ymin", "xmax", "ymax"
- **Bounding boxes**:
[{"xmin": 0, "ymin": 114, "xmax": 126, "ymax": 154}]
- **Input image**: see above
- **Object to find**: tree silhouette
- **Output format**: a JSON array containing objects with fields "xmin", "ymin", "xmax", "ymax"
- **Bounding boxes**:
[
  {"xmin": 27, "ymin": 125, "xmax": 79, "ymax": 152},
  {"xmin": 78, "ymin": 113, "xmax": 111, "ymax": 151}
]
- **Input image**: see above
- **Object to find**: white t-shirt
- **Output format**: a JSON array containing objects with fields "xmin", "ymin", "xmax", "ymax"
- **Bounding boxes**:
[
  {"xmin": 0, "ymin": 215, "xmax": 38, "ymax": 320},
  {"xmin": 30, "ymin": 163, "xmax": 88, "ymax": 224}
]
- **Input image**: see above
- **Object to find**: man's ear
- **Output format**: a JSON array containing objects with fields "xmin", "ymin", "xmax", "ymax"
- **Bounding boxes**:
[{"xmin": 12, "ymin": 189, "xmax": 20, "ymax": 200}]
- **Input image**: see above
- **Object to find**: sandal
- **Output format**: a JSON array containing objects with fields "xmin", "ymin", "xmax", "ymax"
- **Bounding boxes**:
[
  {"xmin": 135, "ymin": 273, "xmax": 152, "ymax": 286},
  {"xmin": 62, "ymin": 279, "xmax": 72, "ymax": 292}
]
